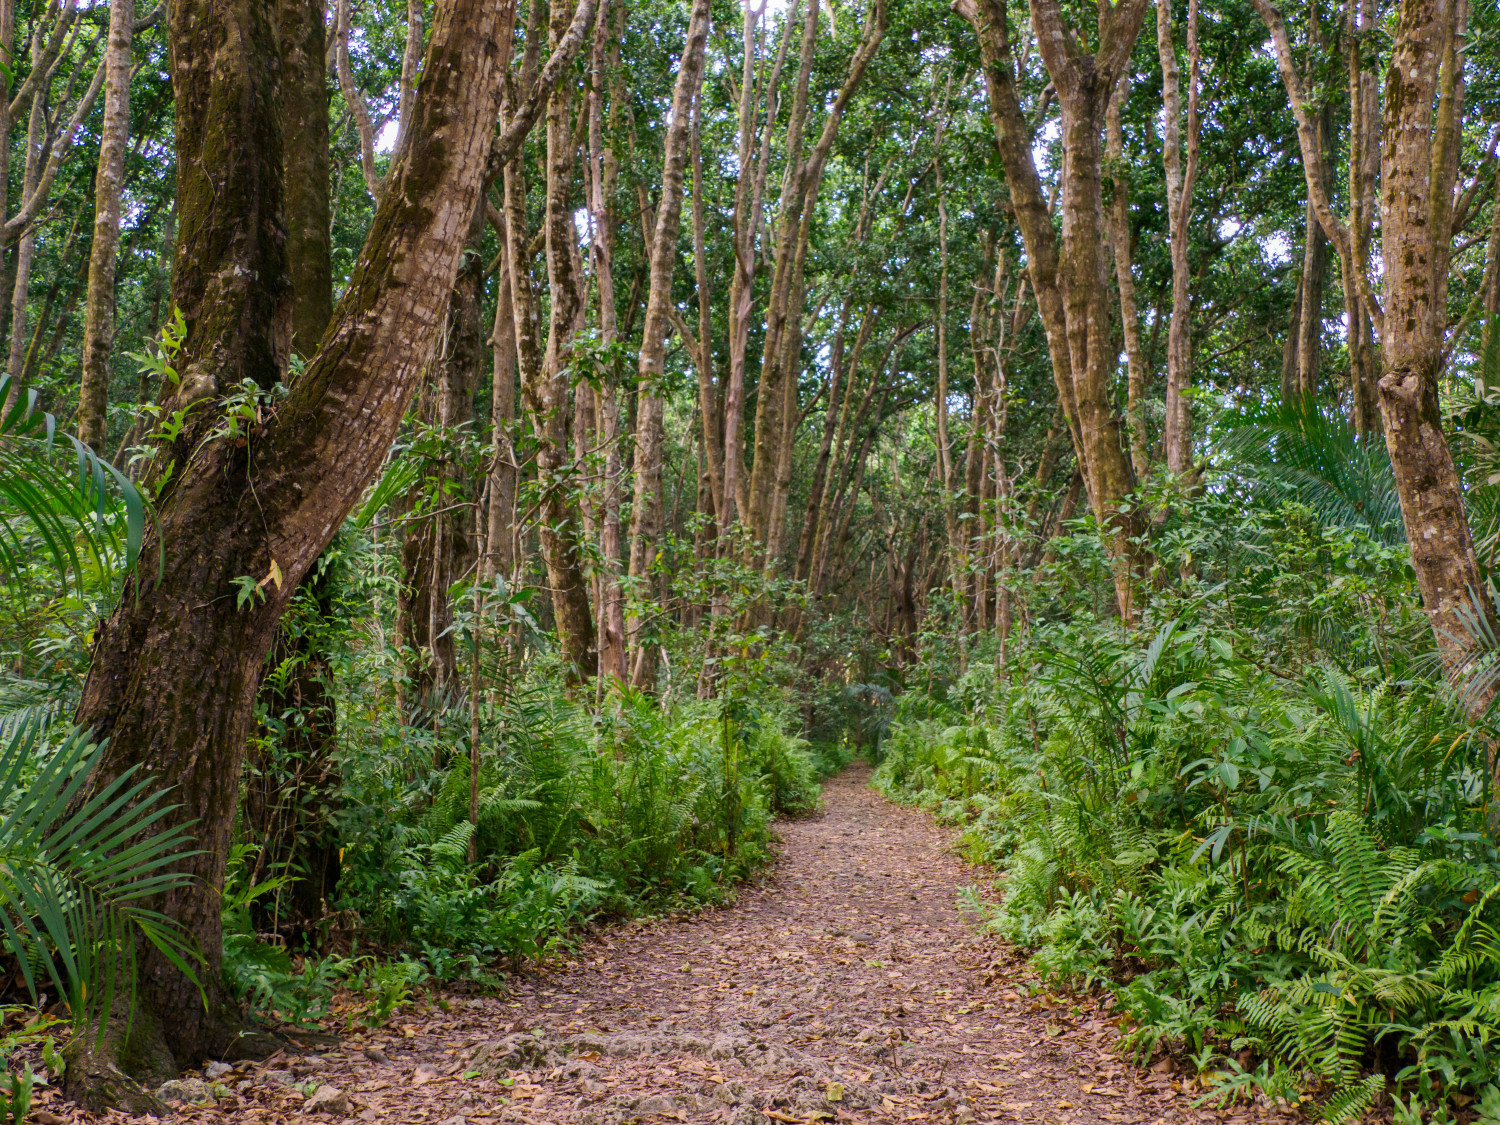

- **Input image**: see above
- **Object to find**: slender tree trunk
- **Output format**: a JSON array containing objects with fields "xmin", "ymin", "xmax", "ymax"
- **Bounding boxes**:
[
  {"xmin": 933, "ymin": 138, "xmax": 966, "ymax": 624},
  {"xmin": 797, "ymin": 303, "xmax": 873, "ymax": 581},
  {"xmin": 1296, "ymin": 191, "xmax": 1328, "ymax": 396},
  {"xmin": 689, "ymin": 91, "xmax": 723, "ymax": 525},
  {"xmin": 506, "ymin": 0, "xmax": 599, "ymax": 680},
  {"xmin": 7, "ymin": 81, "xmax": 43, "ymax": 380},
  {"xmin": 1482, "ymin": 156, "xmax": 1500, "ymax": 362},
  {"xmin": 722, "ymin": 4, "xmax": 792, "ymax": 535},
  {"xmin": 426, "ymin": 203, "xmax": 485, "ymax": 693},
  {"xmin": 626, "ymin": 0, "xmax": 711, "ymax": 686},
  {"xmin": 746, "ymin": 0, "xmax": 885, "ymax": 558},
  {"xmin": 76, "ymin": 0, "xmax": 133, "ymax": 446},
  {"xmin": 588, "ymin": 1, "xmax": 627, "ymax": 684},
  {"xmin": 1106, "ymin": 79, "xmax": 1150, "ymax": 481},
  {"xmin": 66, "ymin": 0, "xmax": 514, "ymax": 1094},
  {"xmin": 486, "ymin": 216, "xmax": 519, "ymax": 584},
  {"xmin": 746, "ymin": 0, "xmax": 819, "ymax": 552},
  {"xmin": 0, "ymin": 0, "xmax": 11, "ymax": 384},
  {"xmin": 1158, "ymin": 0, "xmax": 1200, "ymax": 475},
  {"xmin": 1345, "ymin": 0, "xmax": 1380, "ymax": 431},
  {"xmin": 1289, "ymin": 89, "xmax": 1333, "ymax": 402}
]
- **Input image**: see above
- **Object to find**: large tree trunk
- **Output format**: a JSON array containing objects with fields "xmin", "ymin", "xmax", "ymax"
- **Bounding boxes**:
[
  {"xmin": 67, "ymin": 0, "xmax": 512, "ymax": 1092},
  {"xmin": 625, "ymin": 0, "xmax": 711, "ymax": 686},
  {"xmin": 244, "ymin": 0, "xmax": 340, "ymax": 945},
  {"xmin": 280, "ymin": 0, "xmax": 333, "ymax": 358},
  {"xmin": 1376, "ymin": 0, "xmax": 1494, "ymax": 703},
  {"xmin": 76, "ymin": 0, "xmax": 133, "ymax": 447}
]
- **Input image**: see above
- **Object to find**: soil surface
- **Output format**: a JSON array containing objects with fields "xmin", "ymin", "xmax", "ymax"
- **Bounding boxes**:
[{"xmin": 43, "ymin": 765, "xmax": 1297, "ymax": 1125}]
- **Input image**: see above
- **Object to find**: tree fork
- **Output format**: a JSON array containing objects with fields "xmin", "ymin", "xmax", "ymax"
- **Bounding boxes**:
[{"xmin": 68, "ymin": 0, "xmax": 513, "ymax": 1090}]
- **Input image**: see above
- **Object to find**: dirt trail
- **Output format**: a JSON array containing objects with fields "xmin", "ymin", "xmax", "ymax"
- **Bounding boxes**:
[{"xmin": 143, "ymin": 766, "xmax": 1289, "ymax": 1125}]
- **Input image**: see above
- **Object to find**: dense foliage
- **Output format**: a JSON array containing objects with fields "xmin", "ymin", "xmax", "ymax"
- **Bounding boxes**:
[
  {"xmin": 0, "ymin": 0, "xmax": 1497, "ymax": 1114},
  {"xmin": 872, "ymin": 463, "xmax": 1500, "ymax": 1121}
]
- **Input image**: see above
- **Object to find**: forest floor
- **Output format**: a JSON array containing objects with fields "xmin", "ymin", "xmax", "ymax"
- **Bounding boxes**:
[{"xmin": 51, "ymin": 765, "xmax": 1302, "ymax": 1125}]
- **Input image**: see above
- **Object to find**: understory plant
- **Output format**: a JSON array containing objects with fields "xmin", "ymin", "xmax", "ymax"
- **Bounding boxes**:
[{"xmin": 875, "ymin": 490, "xmax": 1500, "ymax": 1122}]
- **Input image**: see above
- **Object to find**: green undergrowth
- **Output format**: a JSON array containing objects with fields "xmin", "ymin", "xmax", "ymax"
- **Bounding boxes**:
[
  {"xmin": 874, "ymin": 620, "xmax": 1500, "ymax": 1123},
  {"xmin": 223, "ymin": 679, "xmax": 843, "ymax": 1025}
]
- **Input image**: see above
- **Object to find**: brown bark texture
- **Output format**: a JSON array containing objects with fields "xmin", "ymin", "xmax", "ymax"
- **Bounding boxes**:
[
  {"xmin": 959, "ymin": 0, "xmax": 1149, "ymax": 620},
  {"xmin": 1375, "ymin": 0, "xmax": 1496, "ymax": 710},
  {"xmin": 69, "ymin": 0, "xmax": 511, "ymax": 1081}
]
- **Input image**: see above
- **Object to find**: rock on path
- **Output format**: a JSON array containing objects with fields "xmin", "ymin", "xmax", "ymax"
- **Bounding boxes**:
[{"xmin": 155, "ymin": 765, "xmax": 1295, "ymax": 1124}]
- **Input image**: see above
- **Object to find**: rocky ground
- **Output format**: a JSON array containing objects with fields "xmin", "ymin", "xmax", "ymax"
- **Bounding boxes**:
[{"xmin": 36, "ymin": 765, "xmax": 1301, "ymax": 1125}]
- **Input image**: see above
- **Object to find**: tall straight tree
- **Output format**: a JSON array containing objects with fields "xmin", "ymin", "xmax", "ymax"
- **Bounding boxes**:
[
  {"xmin": 625, "ymin": 0, "xmax": 712, "ymax": 685},
  {"xmin": 76, "ymin": 0, "xmax": 133, "ymax": 447},
  {"xmin": 1157, "ymin": 0, "xmax": 1200, "ymax": 475},
  {"xmin": 586, "ymin": 0, "xmax": 628, "ymax": 685}
]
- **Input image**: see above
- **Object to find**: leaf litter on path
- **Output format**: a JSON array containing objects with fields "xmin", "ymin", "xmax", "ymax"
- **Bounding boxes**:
[{"xmin": 106, "ymin": 765, "xmax": 1303, "ymax": 1125}]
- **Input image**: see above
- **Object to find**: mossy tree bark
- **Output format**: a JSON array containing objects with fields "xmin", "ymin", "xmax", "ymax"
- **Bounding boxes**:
[
  {"xmin": 244, "ymin": 0, "xmax": 341, "ymax": 946},
  {"xmin": 68, "ymin": 0, "xmax": 512, "ymax": 1087},
  {"xmin": 1375, "ymin": 0, "xmax": 1500, "ymax": 719}
]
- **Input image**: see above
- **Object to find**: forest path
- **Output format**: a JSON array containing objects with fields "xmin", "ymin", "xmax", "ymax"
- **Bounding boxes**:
[{"xmin": 206, "ymin": 767, "xmax": 1270, "ymax": 1125}]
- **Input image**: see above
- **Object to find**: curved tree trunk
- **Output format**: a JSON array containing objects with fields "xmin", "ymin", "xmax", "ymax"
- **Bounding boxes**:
[
  {"xmin": 1376, "ymin": 0, "xmax": 1496, "ymax": 713},
  {"xmin": 960, "ymin": 0, "xmax": 1150, "ymax": 621},
  {"xmin": 67, "ymin": 0, "xmax": 512, "ymax": 1092}
]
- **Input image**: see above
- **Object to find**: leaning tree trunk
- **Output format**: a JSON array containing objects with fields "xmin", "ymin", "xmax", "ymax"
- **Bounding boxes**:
[
  {"xmin": 76, "ymin": 0, "xmax": 133, "ymax": 447},
  {"xmin": 66, "ymin": 0, "xmax": 512, "ymax": 1097},
  {"xmin": 960, "ymin": 0, "xmax": 1150, "ymax": 621}
]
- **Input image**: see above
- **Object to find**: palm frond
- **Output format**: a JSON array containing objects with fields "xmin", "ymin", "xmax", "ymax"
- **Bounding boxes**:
[
  {"xmin": 0, "ymin": 373, "xmax": 152, "ymax": 588},
  {"xmin": 0, "ymin": 721, "xmax": 201, "ymax": 1030},
  {"xmin": 1216, "ymin": 397, "xmax": 1403, "ymax": 543}
]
